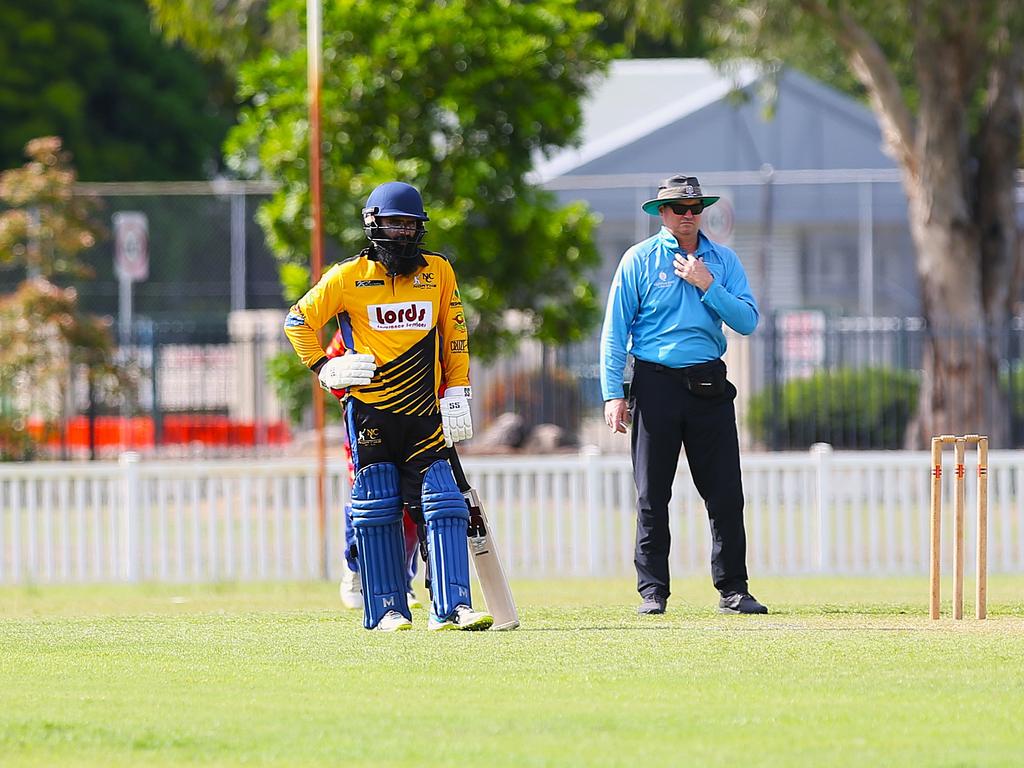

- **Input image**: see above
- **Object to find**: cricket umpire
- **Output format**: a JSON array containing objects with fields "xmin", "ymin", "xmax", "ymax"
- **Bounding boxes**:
[{"xmin": 599, "ymin": 174, "xmax": 768, "ymax": 616}]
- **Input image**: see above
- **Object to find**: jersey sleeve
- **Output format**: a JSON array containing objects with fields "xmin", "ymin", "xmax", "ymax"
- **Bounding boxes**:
[
  {"xmin": 437, "ymin": 261, "xmax": 471, "ymax": 389},
  {"xmin": 599, "ymin": 248, "xmax": 641, "ymax": 400},
  {"xmin": 700, "ymin": 247, "xmax": 759, "ymax": 335},
  {"xmin": 284, "ymin": 264, "xmax": 347, "ymax": 369}
]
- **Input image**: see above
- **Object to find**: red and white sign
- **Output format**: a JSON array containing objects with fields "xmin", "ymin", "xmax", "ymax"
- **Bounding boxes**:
[
  {"xmin": 113, "ymin": 212, "xmax": 149, "ymax": 281},
  {"xmin": 702, "ymin": 192, "xmax": 734, "ymax": 245}
]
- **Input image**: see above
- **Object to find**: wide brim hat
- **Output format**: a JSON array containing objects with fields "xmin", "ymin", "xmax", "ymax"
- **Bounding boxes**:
[{"xmin": 641, "ymin": 174, "xmax": 720, "ymax": 216}]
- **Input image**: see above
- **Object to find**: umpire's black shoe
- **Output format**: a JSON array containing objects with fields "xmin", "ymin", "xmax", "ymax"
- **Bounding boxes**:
[
  {"xmin": 718, "ymin": 592, "xmax": 768, "ymax": 614},
  {"xmin": 638, "ymin": 595, "xmax": 666, "ymax": 615}
]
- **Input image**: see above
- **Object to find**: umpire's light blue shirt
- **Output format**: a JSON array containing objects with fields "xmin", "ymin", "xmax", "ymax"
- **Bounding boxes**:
[{"xmin": 600, "ymin": 228, "xmax": 759, "ymax": 401}]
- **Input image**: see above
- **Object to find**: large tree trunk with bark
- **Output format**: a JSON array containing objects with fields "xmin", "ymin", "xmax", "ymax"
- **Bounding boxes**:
[
  {"xmin": 903, "ymin": 186, "xmax": 1011, "ymax": 446},
  {"xmin": 893, "ymin": 7, "xmax": 1022, "ymax": 448}
]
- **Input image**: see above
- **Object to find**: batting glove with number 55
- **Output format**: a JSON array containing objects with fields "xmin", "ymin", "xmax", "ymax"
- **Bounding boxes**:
[
  {"xmin": 318, "ymin": 353, "xmax": 377, "ymax": 390},
  {"xmin": 440, "ymin": 386, "xmax": 473, "ymax": 446}
]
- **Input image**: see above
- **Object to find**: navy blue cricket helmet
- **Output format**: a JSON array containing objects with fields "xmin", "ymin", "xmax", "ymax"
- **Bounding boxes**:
[
  {"xmin": 361, "ymin": 182, "xmax": 429, "ymax": 275},
  {"xmin": 362, "ymin": 181, "xmax": 429, "ymax": 221}
]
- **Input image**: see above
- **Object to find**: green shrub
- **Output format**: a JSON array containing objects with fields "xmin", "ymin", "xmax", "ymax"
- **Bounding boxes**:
[
  {"xmin": 1001, "ymin": 362, "xmax": 1024, "ymax": 442},
  {"xmin": 747, "ymin": 367, "xmax": 920, "ymax": 449}
]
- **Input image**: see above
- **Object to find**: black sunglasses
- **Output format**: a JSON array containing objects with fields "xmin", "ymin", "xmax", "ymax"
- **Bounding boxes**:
[{"xmin": 665, "ymin": 202, "xmax": 705, "ymax": 215}]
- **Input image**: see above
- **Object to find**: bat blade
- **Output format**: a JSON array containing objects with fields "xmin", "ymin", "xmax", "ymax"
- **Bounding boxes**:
[{"xmin": 465, "ymin": 487, "xmax": 519, "ymax": 630}]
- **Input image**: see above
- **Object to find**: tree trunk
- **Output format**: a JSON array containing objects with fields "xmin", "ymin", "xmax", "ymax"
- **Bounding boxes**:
[
  {"xmin": 902, "ymin": 183, "xmax": 1012, "ymax": 447},
  {"xmin": 897, "ymin": 16, "xmax": 1021, "ymax": 449},
  {"xmin": 907, "ymin": 321, "xmax": 1008, "ymax": 447}
]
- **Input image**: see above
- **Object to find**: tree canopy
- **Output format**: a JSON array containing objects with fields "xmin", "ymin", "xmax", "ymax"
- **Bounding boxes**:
[
  {"xmin": 147, "ymin": 0, "xmax": 284, "ymax": 71},
  {"xmin": 0, "ymin": 0, "xmax": 232, "ymax": 181},
  {"xmin": 226, "ymin": 0, "xmax": 613, "ymax": 357}
]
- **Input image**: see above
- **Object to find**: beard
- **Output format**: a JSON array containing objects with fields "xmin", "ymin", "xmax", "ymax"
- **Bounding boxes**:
[{"xmin": 374, "ymin": 239, "xmax": 421, "ymax": 276}]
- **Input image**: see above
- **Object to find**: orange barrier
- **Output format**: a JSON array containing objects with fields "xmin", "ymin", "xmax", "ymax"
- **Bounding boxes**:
[{"xmin": 27, "ymin": 416, "xmax": 292, "ymax": 448}]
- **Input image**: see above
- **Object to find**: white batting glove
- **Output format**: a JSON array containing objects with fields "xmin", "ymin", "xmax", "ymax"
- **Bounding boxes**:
[
  {"xmin": 440, "ymin": 386, "xmax": 473, "ymax": 447},
  {"xmin": 317, "ymin": 353, "xmax": 377, "ymax": 390}
]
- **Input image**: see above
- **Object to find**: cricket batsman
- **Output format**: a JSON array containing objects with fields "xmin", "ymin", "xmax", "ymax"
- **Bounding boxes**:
[{"xmin": 284, "ymin": 181, "xmax": 492, "ymax": 632}]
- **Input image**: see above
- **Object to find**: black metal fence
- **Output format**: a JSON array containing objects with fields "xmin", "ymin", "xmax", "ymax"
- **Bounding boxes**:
[
  {"xmin": 13, "ymin": 312, "xmax": 1024, "ymax": 460},
  {"xmin": 557, "ymin": 313, "xmax": 1024, "ymax": 450},
  {"xmin": 28, "ymin": 317, "xmax": 291, "ymax": 460}
]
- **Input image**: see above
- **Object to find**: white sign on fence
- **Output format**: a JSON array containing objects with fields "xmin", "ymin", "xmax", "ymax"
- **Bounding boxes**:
[{"xmin": 113, "ymin": 212, "xmax": 149, "ymax": 282}]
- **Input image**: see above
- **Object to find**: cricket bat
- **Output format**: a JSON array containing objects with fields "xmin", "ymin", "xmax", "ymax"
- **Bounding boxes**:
[{"xmin": 450, "ymin": 449, "xmax": 520, "ymax": 630}]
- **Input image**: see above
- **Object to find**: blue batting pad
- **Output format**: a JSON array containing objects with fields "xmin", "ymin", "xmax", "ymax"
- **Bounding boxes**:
[
  {"xmin": 351, "ymin": 463, "xmax": 409, "ymax": 628},
  {"xmin": 421, "ymin": 460, "xmax": 472, "ymax": 621}
]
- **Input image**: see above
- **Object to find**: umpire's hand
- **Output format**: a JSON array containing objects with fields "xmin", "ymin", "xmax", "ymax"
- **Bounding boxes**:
[
  {"xmin": 604, "ymin": 398, "xmax": 630, "ymax": 434},
  {"xmin": 673, "ymin": 252, "xmax": 713, "ymax": 291}
]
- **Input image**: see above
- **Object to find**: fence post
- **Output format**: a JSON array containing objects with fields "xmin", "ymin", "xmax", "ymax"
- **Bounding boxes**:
[
  {"xmin": 811, "ymin": 443, "xmax": 833, "ymax": 574},
  {"xmin": 582, "ymin": 446, "xmax": 602, "ymax": 575},
  {"xmin": 120, "ymin": 452, "xmax": 142, "ymax": 582}
]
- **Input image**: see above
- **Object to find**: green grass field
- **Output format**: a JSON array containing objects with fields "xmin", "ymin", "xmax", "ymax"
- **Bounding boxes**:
[{"xmin": 2, "ymin": 577, "xmax": 1023, "ymax": 767}]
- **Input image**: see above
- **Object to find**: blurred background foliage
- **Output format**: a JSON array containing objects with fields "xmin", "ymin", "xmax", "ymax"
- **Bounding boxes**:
[{"xmin": 0, "ymin": 0, "xmax": 233, "ymax": 181}]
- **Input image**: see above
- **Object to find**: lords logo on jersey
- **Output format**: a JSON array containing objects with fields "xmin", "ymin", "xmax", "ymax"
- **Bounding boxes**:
[{"xmin": 368, "ymin": 301, "xmax": 433, "ymax": 330}]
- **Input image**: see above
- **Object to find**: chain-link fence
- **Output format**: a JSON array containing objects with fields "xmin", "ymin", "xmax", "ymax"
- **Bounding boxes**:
[
  {"xmin": 5, "ymin": 176, "xmax": 1023, "ymax": 457},
  {"xmin": 16, "ymin": 310, "xmax": 1024, "ymax": 458},
  {"xmin": 24, "ymin": 313, "xmax": 290, "ymax": 460},
  {"xmin": 554, "ymin": 314, "xmax": 1024, "ymax": 453}
]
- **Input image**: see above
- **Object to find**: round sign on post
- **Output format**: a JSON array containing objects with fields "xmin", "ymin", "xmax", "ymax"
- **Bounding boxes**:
[
  {"xmin": 113, "ymin": 212, "xmax": 149, "ymax": 282},
  {"xmin": 703, "ymin": 192, "xmax": 734, "ymax": 245}
]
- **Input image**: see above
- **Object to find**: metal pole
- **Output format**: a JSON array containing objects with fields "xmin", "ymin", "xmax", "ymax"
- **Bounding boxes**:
[
  {"xmin": 230, "ymin": 193, "xmax": 247, "ymax": 312},
  {"xmin": 307, "ymin": 0, "xmax": 329, "ymax": 580},
  {"xmin": 118, "ymin": 274, "xmax": 133, "ymax": 451},
  {"xmin": 634, "ymin": 187, "xmax": 648, "ymax": 244},
  {"xmin": 858, "ymin": 181, "xmax": 874, "ymax": 316},
  {"xmin": 118, "ymin": 273, "xmax": 133, "ymax": 345},
  {"xmin": 758, "ymin": 163, "xmax": 774, "ymax": 315}
]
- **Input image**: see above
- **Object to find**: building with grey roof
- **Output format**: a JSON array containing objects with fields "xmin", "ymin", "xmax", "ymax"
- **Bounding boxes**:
[{"xmin": 535, "ymin": 59, "xmax": 917, "ymax": 318}]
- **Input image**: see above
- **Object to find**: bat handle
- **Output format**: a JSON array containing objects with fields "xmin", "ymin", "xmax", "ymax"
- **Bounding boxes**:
[{"xmin": 448, "ymin": 446, "xmax": 470, "ymax": 492}]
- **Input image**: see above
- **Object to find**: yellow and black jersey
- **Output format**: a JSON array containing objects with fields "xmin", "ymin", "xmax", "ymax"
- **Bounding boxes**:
[{"xmin": 284, "ymin": 249, "xmax": 470, "ymax": 416}]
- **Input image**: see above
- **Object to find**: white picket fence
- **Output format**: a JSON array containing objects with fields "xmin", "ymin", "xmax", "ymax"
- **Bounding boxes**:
[{"xmin": 1, "ymin": 447, "xmax": 1022, "ymax": 585}]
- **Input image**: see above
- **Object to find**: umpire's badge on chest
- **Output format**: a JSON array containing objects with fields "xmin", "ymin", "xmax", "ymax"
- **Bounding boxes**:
[{"xmin": 654, "ymin": 270, "xmax": 674, "ymax": 288}]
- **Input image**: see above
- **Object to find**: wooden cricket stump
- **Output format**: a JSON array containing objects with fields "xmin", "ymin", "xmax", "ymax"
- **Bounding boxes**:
[{"xmin": 929, "ymin": 434, "xmax": 988, "ymax": 620}]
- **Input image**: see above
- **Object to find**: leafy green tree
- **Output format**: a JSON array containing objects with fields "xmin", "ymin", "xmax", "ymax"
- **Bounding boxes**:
[
  {"xmin": 147, "ymin": 0, "xmax": 686, "ymax": 67},
  {"xmin": 599, "ymin": 0, "xmax": 716, "ymax": 58},
  {"xmin": 0, "ymin": 0, "xmax": 232, "ymax": 181},
  {"xmin": 226, "ymin": 0, "xmax": 611, "ymax": 358},
  {"xmin": 0, "ymin": 138, "xmax": 129, "ymax": 459},
  {"xmin": 620, "ymin": 0, "xmax": 1024, "ymax": 447},
  {"xmin": 147, "ymin": 0, "xmax": 283, "ymax": 71}
]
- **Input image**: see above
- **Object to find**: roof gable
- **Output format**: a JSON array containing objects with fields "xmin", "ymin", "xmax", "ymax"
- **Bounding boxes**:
[{"xmin": 532, "ymin": 59, "xmax": 891, "ymax": 182}]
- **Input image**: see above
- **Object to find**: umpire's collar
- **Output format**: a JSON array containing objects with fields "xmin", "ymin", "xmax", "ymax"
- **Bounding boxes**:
[{"xmin": 657, "ymin": 227, "xmax": 711, "ymax": 257}]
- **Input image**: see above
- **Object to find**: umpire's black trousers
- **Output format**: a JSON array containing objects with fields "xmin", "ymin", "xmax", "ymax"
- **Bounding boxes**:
[{"xmin": 629, "ymin": 358, "xmax": 749, "ymax": 599}]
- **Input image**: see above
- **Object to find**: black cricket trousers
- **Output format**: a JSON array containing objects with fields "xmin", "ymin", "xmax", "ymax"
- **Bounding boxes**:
[{"xmin": 629, "ymin": 358, "xmax": 749, "ymax": 599}]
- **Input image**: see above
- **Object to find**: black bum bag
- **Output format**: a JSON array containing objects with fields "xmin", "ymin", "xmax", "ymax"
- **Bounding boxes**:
[{"xmin": 635, "ymin": 358, "xmax": 727, "ymax": 399}]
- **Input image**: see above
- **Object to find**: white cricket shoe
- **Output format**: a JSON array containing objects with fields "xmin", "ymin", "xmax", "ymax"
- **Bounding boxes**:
[
  {"xmin": 338, "ymin": 565, "xmax": 362, "ymax": 610},
  {"xmin": 407, "ymin": 590, "xmax": 423, "ymax": 610},
  {"xmin": 428, "ymin": 604, "xmax": 494, "ymax": 631},
  {"xmin": 374, "ymin": 610, "xmax": 412, "ymax": 632}
]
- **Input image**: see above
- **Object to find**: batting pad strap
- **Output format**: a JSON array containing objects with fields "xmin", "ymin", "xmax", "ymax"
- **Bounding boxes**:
[
  {"xmin": 421, "ymin": 460, "xmax": 472, "ymax": 620},
  {"xmin": 351, "ymin": 463, "xmax": 409, "ymax": 628}
]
